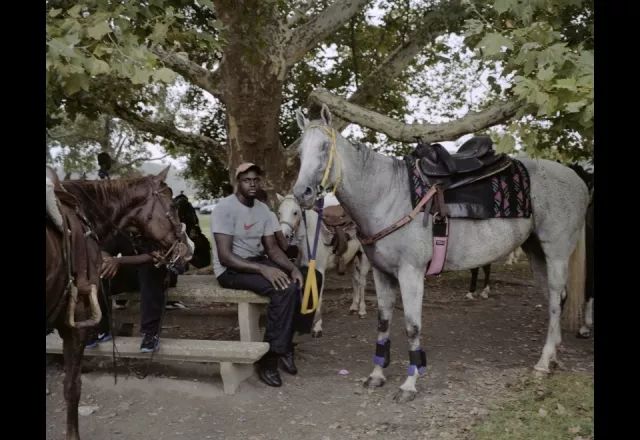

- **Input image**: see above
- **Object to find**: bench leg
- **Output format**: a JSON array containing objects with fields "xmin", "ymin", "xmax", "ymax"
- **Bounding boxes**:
[
  {"xmin": 238, "ymin": 303, "xmax": 262, "ymax": 342},
  {"xmin": 220, "ymin": 362, "xmax": 255, "ymax": 395}
]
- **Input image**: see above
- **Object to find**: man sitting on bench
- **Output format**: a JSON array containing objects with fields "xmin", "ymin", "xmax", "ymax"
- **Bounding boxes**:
[{"xmin": 211, "ymin": 163, "xmax": 304, "ymax": 387}]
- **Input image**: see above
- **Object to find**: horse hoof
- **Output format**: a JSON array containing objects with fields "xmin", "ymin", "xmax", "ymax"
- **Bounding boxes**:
[
  {"xmin": 533, "ymin": 366, "xmax": 550, "ymax": 377},
  {"xmin": 393, "ymin": 389, "xmax": 417, "ymax": 403},
  {"xmin": 358, "ymin": 313, "xmax": 366, "ymax": 319},
  {"xmin": 576, "ymin": 328, "xmax": 592, "ymax": 339},
  {"xmin": 465, "ymin": 292, "xmax": 475, "ymax": 300},
  {"xmin": 311, "ymin": 330, "xmax": 323, "ymax": 338},
  {"xmin": 364, "ymin": 376, "xmax": 385, "ymax": 388}
]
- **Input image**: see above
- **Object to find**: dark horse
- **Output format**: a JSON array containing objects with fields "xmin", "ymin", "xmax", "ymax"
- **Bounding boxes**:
[
  {"xmin": 172, "ymin": 193, "xmax": 211, "ymax": 269},
  {"xmin": 46, "ymin": 166, "xmax": 189, "ymax": 440}
]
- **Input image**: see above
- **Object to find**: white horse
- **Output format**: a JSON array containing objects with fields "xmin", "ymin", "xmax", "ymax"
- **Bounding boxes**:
[
  {"xmin": 276, "ymin": 193, "xmax": 372, "ymax": 337},
  {"xmin": 292, "ymin": 105, "xmax": 589, "ymax": 402}
]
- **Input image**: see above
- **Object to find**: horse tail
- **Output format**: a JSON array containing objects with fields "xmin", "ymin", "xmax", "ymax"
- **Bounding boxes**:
[{"xmin": 562, "ymin": 222, "xmax": 587, "ymax": 333}]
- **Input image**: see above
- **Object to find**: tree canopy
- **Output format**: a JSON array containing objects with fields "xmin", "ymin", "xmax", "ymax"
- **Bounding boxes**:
[{"xmin": 46, "ymin": 0, "xmax": 593, "ymax": 195}]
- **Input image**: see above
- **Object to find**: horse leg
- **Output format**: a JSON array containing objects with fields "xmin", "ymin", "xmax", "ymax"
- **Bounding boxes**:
[
  {"xmin": 534, "ymin": 257, "xmax": 568, "ymax": 373},
  {"xmin": 480, "ymin": 264, "xmax": 491, "ymax": 299},
  {"xmin": 393, "ymin": 264, "xmax": 426, "ymax": 403},
  {"xmin": 523, "ymin": 234, "xmax": 568, "ymax": 373},
  {"xmin": 578, "ymin": 297, "xmax": 594, "ymax": 338},
  {"xmin": 58, "ymin": 325, "xmax": 88, "ymax": 440},
  {"xmin": 364, "ymin": 268, "xmax": 397, "ymax": 388},
  {"xmin": 351, "ymin": 251, "xmax": 370, "ymax": 318},
  {"xmin": 466, "ymin": 267, "xmax": 479, "ymax": 299}
]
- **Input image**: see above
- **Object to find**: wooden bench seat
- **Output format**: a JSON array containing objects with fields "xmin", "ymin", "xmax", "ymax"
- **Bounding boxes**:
[{"xmin": 46, "ymin": 333, "xmax": 269, "ymax": 394}]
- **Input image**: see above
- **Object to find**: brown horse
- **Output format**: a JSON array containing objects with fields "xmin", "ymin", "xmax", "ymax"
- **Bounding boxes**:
[{"xmin": 46, "ymin": 166, "xmax": 189, "ymax": 440}]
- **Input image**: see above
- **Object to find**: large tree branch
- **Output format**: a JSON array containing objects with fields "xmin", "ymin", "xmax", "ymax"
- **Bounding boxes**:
[
  {"xmin": 332, "ymin": 0, "xmax": 467, "ymax": 131},
  {"xmin": 287, "ymin": 1, "xmax": 316, "ymax": 27},
  {"xmin": 284, "ymin": 0, "xmax": 467, "ymax": 150},
  {"xmin": 109, "ymin": 103, "xmax": 228, "ymax": 164},
  {"xmin": 119, "ymin": 154, "xmax": 170, "ymax": 170},
  {"xmin": 309, "ymin": 88, "xmax": 524, "ymax": 143},
  {"xmin": 285, "ymin": 0, "xmax": 371, "ymax": 67},
  {"xmin": 152, "ymin": 46, "xmax": 223, "ymax": 100}
]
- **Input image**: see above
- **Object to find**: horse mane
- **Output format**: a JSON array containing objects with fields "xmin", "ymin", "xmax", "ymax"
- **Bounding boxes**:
[
  {"xmin": 60, "ymin": 176, "xmax": 167, "ymax": 236},
  {"xmin": 302, "ymin": 120, "xmax": 406, "ymax": 187}
]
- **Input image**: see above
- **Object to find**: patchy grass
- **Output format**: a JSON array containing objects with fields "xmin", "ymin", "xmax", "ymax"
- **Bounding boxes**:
[
  {"xmin": 197, "ymin": 213, "xmax": 211, "ymax": 241},
  {"xmin": 473, "ymin": 372, "xmax": 593, "ymax": 440}
]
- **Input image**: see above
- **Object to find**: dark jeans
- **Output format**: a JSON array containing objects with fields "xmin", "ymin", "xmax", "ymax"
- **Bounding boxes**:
[
  {"xmin": 98, "ymin": 263, "xmax": 168, "ymax": 336},
  {"xmin": 217, "ymin": 257, "xmax": 300, "ymax": 355}
]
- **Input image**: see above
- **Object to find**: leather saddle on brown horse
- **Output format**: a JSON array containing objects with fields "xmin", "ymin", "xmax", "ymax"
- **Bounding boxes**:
[
  {"xmin": 46, "ymin": 170, "xmax": 102, "ymax": 328},
  {"xmin": 320, "ymin": 205, "xmax": 357, "ymax": 275}
]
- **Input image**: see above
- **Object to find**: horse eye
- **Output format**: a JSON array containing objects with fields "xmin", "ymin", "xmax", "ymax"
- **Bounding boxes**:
[{"xmin": 294, "ymin": 211, "xmax": 298, "ymax": 216}]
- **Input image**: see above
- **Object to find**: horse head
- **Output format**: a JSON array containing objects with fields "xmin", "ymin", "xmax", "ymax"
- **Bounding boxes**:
[
  {"xmin": 123, "ymin": 167, "xmax": 194, "ymax": 272},
  {"xmin": 62, "ymin": 166, "xmax": 193, "ymax": 273},
  {"xmin": 276, "ymin": 193, "xmax": 303, "ymax": 244},
  {"xmin": 292, "ymin": 105, "xmax": 340, "ymax": 209}
]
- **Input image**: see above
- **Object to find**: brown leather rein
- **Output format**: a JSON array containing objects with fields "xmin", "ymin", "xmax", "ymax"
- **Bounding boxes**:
[{"xmin": 357, "ymin": 185, "xmax": 440, "ymax": 246}]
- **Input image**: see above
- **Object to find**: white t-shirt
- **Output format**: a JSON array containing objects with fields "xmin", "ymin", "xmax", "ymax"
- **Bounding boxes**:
[{"xmin": 210, "ymin": 195, "xmax": 277, "ymax": 276}]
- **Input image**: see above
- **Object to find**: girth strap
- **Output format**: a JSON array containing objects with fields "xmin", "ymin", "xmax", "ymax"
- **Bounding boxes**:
[{"xmin": 358, "ymin": 186, "xmax": 439, "ymax": 245}]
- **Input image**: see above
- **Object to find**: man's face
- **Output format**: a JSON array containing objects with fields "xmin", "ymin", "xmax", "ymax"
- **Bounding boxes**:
[{"xmin": 237, "ymin": 170, "xmax": 261, "ymax": 199}]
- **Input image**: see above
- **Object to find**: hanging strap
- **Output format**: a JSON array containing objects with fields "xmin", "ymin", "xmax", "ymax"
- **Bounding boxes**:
[{"xmin": 300, "ymin": 198, "xmax": 324, "ymax": 314}]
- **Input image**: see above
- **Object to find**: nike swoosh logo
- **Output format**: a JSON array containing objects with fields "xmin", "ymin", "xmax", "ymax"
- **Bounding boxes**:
[{"xmin": 244, "ymin": 222, "xmax": 258, "ymax": 230}]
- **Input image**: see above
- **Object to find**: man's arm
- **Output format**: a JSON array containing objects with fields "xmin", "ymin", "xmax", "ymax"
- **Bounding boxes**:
[
  {"xmin": 274, "ymin": 230, "xmax": 289, "ymax": 253},
  {"xmin": 263, "ymin": 235, "xmax": 303, "ymax": 286},
  {"xmin": 99, "ymin": 251, "xmax": 154, "ymax": 279},
  {"xmin": 215, "ymin": 233, "xmax": 292, "ymax": 290},
  {"xmin": 214, "ymin": 233, "xmax": 268, "ymax": 274}
]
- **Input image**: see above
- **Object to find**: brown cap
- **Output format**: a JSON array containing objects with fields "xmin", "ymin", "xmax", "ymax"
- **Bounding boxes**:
[{"xmin": 235, "ymin": 162, "xmax": 263, "ymax": 178}]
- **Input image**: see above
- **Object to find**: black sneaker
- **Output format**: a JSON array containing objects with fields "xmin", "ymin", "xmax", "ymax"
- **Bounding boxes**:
[
  {"xmin": 85, "ymin": 332, "xmax": 112, "ymax": 349},
  {"xmin": 140, "ymin": 333, "xmax": 159, "ymax": 353},
  {"xmin": 165, "ymin": 301, "xmax": 188, "ymax": 310}
]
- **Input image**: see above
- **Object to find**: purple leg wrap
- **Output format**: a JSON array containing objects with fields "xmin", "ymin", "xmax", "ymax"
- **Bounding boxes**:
[
  {"xmin": 407, "ymin": 348, "xmax": 427, "ymax": 375},
  {"xmin": 373, "ymin": 338, "xmax": 391, "ymax": 368}
]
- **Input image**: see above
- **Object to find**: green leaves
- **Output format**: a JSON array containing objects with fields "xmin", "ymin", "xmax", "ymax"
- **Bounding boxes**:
[
  {"xmin": 153, "ymin": 67, "xmax": 178, "ymax": 83},
  {"xmin": 464, "ymin": 0, "xmax": 594, "ymax": 161},
  {"xmin": 87, "ymin": 21, "xmax": 111, "ymax": 40},
  {"xmin": 63, "ymin": 74, "xmax": 90, "ymax": 95},
  {"xmin": 476, "ymin": 33, "xmax": 514, "ymax": 56},
  {"xmin": 86, "ymin": 57, "xmax": 110, "ymax": 76},
  {"xmin": 495, "ymin": 133, "xmax": 516, "ymax": 154}
]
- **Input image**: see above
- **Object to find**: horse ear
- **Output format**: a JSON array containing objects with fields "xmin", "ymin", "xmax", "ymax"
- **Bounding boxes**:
[
  {"xmin": 276, "ymin": 193, "xmax": 285, "ymax": 203},
  {"xmin": 296, "ymin": 109, "xmax": 308, "ymax": 130},
  {"xmin": 320, "ymin": 104, "xmax": 332, "ymax": 126},
  {"xmin": 154, "ymin": 165, "xmax": 171, "ymax": 183}
]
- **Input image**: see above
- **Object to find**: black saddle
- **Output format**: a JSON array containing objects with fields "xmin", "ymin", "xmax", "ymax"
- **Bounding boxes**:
[{"xmin": 413, "ymin": 136, "xmax": 511, "ymax": 190}]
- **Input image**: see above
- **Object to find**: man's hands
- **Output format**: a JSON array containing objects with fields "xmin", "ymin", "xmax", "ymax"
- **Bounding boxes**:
[
  {"xmin": 260, "ymin": 265, "xmax": 304, "ymax": 291},
  {"xmin": 100, "ymin": 255, "xmax": 120, "ymax": 279},
  {"xmin": 290, "ymin": 266, "xmax": 304, "ymax": 287},
  {"xmin": 260, "ymin": 266, "xmax": 291, "ymax": 290}
]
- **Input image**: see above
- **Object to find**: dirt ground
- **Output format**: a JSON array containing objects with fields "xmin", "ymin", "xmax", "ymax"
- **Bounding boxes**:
[{"xmin": 46, "ymin": 261, "xmax": 594, "ymax": 440}]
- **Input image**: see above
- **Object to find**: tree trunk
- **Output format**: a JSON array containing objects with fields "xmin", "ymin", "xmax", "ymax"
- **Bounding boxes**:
[
  {"xmin": 221, "ymin": 68, "xmax": 288, "ymax": 192},
  {"xmin": 216, "ymin": 0, "xmax": 291, "ymax": 197}
]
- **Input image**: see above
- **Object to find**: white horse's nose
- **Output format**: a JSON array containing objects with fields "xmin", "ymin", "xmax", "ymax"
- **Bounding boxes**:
[{"xmin": 293, "ymin": 185, "xmax": 315, "ymax": 208}]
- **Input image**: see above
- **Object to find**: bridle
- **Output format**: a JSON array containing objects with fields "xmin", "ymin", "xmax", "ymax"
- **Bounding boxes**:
[
  {"xmin": 304, "ymin": 124, "xmax": 342, "ymax": 198},
  {"xmin": 278, "ymin": 195, "xmax": 302, "ymax": 244},
  {"xmin": 65, "ymin": 177, "xmax": 189, "ymax": 271}
]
